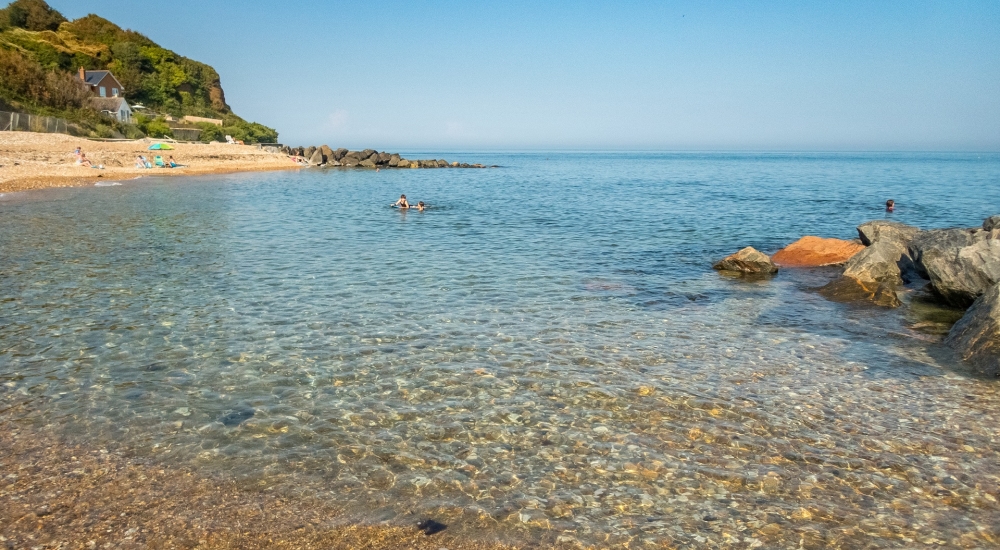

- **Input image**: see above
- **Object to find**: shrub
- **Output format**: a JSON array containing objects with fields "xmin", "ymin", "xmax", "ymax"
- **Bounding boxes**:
[
  {"xmin": 119, "ymin": 122, "xmax": 145, "ymax": 139},
  {"xmin": 143, "ymin": 117, "xmax": 171, "ymax": 138},
  {"xmin": 196, "ymin": 121, "xmax": 224, "ymax": 142},
  {"xmin": 43, "ymin": 70, "xmax": 90, "ymax": 109},
  {"xmin": 92, "ymin": 123, "xmax": 113, "ymax": 138}
]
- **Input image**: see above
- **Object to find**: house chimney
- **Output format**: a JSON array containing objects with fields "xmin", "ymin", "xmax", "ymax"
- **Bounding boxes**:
[{"xmin": 79, "ymin": 67, "xmax": 85, "ymax": 81}]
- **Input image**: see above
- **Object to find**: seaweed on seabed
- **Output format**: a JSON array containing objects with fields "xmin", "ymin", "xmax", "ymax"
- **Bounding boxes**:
[
  {"xmin": 416, "ymin": 519, "xmax": 447, "ymax": 535},
  {"xmin": 219, "ymin": 407, "xmax": 255, "ymax": 427}
]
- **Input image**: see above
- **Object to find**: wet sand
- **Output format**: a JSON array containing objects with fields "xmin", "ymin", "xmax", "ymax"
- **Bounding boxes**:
[
  {"xmin": 0, "ymin": 416, "xmax": 521, "ymax": 550},
  {"xmin": 0, "ymin": 132, "xmax": 299, "ymax": 194}
]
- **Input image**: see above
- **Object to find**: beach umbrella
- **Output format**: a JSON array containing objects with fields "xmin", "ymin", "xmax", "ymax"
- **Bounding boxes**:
[{"xmin": 148, "ymin": 143, "xmax": 174, "ymax": 150}]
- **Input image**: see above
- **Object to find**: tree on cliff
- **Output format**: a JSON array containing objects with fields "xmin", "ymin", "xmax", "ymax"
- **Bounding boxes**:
[{"xmin": 0, "ymin": 0, "xmax": 65, "ymax": 32}]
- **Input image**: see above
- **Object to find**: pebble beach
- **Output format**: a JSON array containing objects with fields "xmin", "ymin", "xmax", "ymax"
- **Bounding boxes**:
[{"xmin": 0, "ymin": 132, "xmax": 298, "ymax": 194}]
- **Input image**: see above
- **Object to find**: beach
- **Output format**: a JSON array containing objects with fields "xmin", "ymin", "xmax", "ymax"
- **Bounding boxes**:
[
  {"xmin": 2, "ymin": 152, "xmax": 1000, "ymax": 549},
  {"xmin": 0, "ymin": 132, "xmax": 298, "ymax": 194}
]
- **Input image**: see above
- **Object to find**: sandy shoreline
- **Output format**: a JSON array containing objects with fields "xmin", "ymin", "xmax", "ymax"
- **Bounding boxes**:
[
  {"xmin": 0, "ymin": 416, "xmax": 525, "ymax": 550},
  {"xmin": 0, "ymin": 132, "xmax": 300, "ymax": 194}
]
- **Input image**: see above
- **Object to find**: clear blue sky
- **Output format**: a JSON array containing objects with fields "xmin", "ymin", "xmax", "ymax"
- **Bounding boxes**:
[{"xmin": 46, "ymin": 0, "xmax": 1000, "ymax": 151}]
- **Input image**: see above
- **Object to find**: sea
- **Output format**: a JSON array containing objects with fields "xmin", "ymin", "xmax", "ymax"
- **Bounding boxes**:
[{"xmin": 2, "ymin": 152, "xmax": 999, "ymax": 547}]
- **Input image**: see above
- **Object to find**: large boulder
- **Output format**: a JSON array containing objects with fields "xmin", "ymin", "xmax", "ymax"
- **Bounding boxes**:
[
  {"xmin": 389, "ymin": 154, "xmax": 401, "ymax": 167},
  {"xmin": 771, "ymin": 236, "xmax": 865, "ymax": 267},
  {"xmin": 341, "ymin": 156, "xmax": 360, "ymax": 167},
  {"xmin": 396, "ymin": 159, "xmax": 410, "ymax": 168},
  {"xmin": 376, "ymin": 152, "xmax": 392, "ymax": 165},
  {"xmin": 333, "ymin": 148, "xmax": 348, "ymax": 161},
  {"xmin": 304, "ymin": 146, "xmax": 316, "ymax": 160},
  {"xmin": 857, "ymin": 220, "xmax": 920, "ymax": 247},
  {"xmin": 359, "ymin": 158, "xmax": 377, "ymax": 168},
  {"xmin": 713, "ymin": 247, "xmax": 778, "ymax": 275},
  {"xmin": 818, "ymin": 226, "xmax": 917, "ymax": 308},
  {"xmin": 320, "ymin": 145, "xmax": 334, "ymax": 160},
  {"xmin": 984, "ymin": 215, "xmax": 1000, "ymax": 232},
  {"xmin": 909, "ymin": 228, "xmax": 1000, "ymax": 307},
  {"xmin": 344, "ymin": 150, "xmax": 362, "ymax": 160},
  {"xmin": 361, "ymin": 149, "xmax": 377, "ymax": 160},
  {"xmin": 843, "ymin": 238, "xmax": 917, "ymax": 286},
  {"xmin": 308, "ymin": 148, "xmax": 325, "ymax": 165},
  {"xmin": 945, "ymin": 282, "xmax": 1000, "ymax": 377}
]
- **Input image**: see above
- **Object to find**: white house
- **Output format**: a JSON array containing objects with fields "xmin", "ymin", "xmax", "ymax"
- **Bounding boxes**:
[{"xmin": 90, "ymin": 96, "xmax": 133, "ymax": 123}]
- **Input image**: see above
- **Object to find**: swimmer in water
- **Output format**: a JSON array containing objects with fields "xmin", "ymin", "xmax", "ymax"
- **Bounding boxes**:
[
  {"xmin": 886, "ymin": 199, "xmax": 895, "ymax": 212},
  {"xmin": 416, "ymin": 201, "xmax": 427, "ymax": 211},
  {"xmin": 391, "ymin": 194, "xmax": 410, "ymax": 208}
]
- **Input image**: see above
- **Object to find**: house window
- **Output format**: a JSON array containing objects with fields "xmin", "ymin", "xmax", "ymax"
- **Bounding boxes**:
[
  {"xmin": 112, "ymin": 88, "xmax": 119, "ymax": 96},
  {"xmin": 99, "ymin": 86, "xmax": 106, "ymax": 97}
]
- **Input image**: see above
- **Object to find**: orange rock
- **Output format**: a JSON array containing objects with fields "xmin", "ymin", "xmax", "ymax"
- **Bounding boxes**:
[{"xmin": 771, "ymin": 236, "xmax": 865, "ymax": 267}]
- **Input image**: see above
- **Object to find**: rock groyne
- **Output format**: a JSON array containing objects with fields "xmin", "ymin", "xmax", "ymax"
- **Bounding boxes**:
[{"xmin": 272, "ymin": 144, "xmax": 493, "ymax": 169}]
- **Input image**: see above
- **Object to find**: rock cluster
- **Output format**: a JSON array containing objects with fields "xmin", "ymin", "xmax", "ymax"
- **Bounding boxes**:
[
  {"xmin": 833, "ymin": 216, "xmax": 1000, "ymax": 376},
  {"xmin": 279, "ymin": 145, "xmax": 491, "ymax": 169},
  {"xmin": 716, "ymin": 215, "xmax": 1000, "ymax": 376}
]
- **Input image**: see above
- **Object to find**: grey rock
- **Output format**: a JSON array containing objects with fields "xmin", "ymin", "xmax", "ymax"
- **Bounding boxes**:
[
  {"xmin": 320, "ymin": 145, "xmax": 334, "ymax": 160},
  {"xmin": 396, "ymin": 159, "xmax": 410, "ymax": 168},
  {"xmin": 945, "ymin": 282, "xmax": 1000, "ymax": 377},
  {"xmin": 909, "ymin": 228, "xmax": 1000, "ymax": 307},
  {"xmin": 304, "ymin": 146, "xmax": 316, "ymax": 160},
  {"xmin": 984, "ymin": 215, "xmax": 1000, "ymax": 232},
  {"xmin": 857, "ymin": 220, "xmax": 920, "ymax": 247},
  {"xmin": 345, "ymin": 150, "xmax": 362, "ymax": 160},
  {"xmin": 341, "ymin": 156, "xmax": 360, "ymax": 167},
  {"xmin": 333, "ymin": 148, "xmax": 348, "ymax": 161},
  {"xmin": 309, "ymin": 149, "xmax": 325, "ymax": 165},
  {"xmin": 359, "ymin": 158, "xmax": 377, "ymax": 168},
  {"xmin": 842, "ymin": 238, "xmax": 916, "ymax": 287},
  {"xmin": 389, "ymin": 154, "xmax": 401, "ymax": 167},
  {"xmin": 361, "ymin": 149, "xmax": 377, "ymax": 160},
  {"xmin": 712, "ymin": 247, "xmax": 778, "ymax": 274},
  {"xmin": 377, "ymin": 152, "xmax": 391, "ymax": 165}
]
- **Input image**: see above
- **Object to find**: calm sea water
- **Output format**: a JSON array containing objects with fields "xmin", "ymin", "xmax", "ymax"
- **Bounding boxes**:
[{"xmin": 2, "ymin": 152, "xmax": 1000, "ymax": 547}]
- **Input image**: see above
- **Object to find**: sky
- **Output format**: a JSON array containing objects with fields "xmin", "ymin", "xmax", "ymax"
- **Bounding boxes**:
[{"xmin": 44, "ymin": 0, "xmax": 1000, "ymax": 151}]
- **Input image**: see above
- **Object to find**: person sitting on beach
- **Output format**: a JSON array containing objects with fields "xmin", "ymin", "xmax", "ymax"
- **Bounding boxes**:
[
  {"xmin": 391, "ymin": 194, "xmax": 410, "ymax": 209},
  {"xmin": 886, "ymin": 199, "xmax": 895, "ymax": 212},
  {"xmin": 135, "ymin": 156, "xmax": 147, "ymax": 169},
  {"xmin": 168, "ymin": 156, "xmax": 181, "ymax": 168},
  {"xmin": 78, "ymin": 153, "xmax": 93, "ymax": 168},
  {"xmin": 73, "ymin": 147, "xmax": 81, "ymax": 161}
]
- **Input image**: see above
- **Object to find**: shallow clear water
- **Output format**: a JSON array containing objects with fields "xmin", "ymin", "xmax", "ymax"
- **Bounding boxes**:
[{"xmin": 3, "ymin": 152, "xmax": 1000, "ymax": 547}]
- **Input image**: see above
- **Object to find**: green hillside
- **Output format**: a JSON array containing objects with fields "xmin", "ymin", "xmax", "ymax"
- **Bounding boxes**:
[{"xmin": 0, "ymin": 0, "xmax": 277, "ymax": 142}]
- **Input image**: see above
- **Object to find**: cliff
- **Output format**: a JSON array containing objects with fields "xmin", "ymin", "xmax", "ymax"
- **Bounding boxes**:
[{"xmin": 0, "ymin": 0, "xmax": 276, "ymax": 142}]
